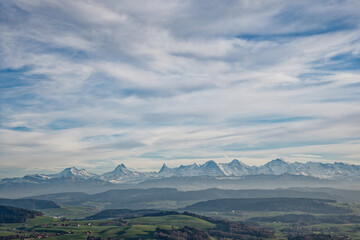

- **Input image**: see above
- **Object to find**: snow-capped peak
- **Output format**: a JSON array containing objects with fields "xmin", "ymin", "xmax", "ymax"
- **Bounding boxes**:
[
  {"xmin": 2, "ymin": 159, "xmax": 360, "ymax": 186},
  {"xmin": 230, "ymin": 159, "xmax": 241, "ymax": 164},
  {"xmin": 266, "ymin": 158, "xmax": 288, "ymax": 166},
  {"xmin": 228, "ymin": 159, "xmax": 247, "ymax": 167},
  {"xmin": 200, "ymin": 160, "xmax": 225, "ymax": 176},
  {"xmin": 101, "ymin": 163, "xmax": 136, "ymax": 181},
  {"xmin": 203, "ymin": 160, "xmax": 217, "ymax": 166},
  {"xmin": 158, "ymin": 163, "xmax": 175, "ymax": 177},
  {"xmin": 114, "ymin": 163, "xmax": 128, "ymax": 172},
  {"xmin": 258, "ymin": 158, "xmax": 290, "ymax": 175},
  {"xmin": 219, "ymin": 159, "xmax": 250, "ymax": 176},
  {"xmin": 52, "ymin": 167, "xmax": 96, "ymax": 179}
]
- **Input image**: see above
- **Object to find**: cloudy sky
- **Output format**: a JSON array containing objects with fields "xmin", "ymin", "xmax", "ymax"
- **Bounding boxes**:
[{"xmin": 1, "ymin": 0, "xmax": 360, "ymax": 177}]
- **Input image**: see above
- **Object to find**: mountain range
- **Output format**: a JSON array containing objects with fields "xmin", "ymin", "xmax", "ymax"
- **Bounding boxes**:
[{"xmin": 2, "ymin": 159, "xmax": 360, "ymax": 186}]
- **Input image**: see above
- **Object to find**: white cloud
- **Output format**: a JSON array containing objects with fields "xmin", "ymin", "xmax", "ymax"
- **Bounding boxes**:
[{"xmin": 0, "ymin": 0, "xmax": 359, "ymax": 177}]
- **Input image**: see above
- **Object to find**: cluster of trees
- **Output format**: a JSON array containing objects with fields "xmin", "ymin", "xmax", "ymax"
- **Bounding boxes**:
[
  {"xmin": 250, "ymin": 214, "xmax": 320, "ymax": 225},
  {"xmin": 182, "ymin": 212, "xmax": 274, "ymax": 239},
  {"xmin": 86, "ymin": 208, "xmax": 162, "ymax": 220},
  {"xmin": 288, "ymin": 234, "xmax": 348, "ymax": 240},
  {"xmin": 86, "ymin": 237, "xmax": 108, "ymax": 240},
  {"xmin": 87, "ymin": 209, "xmax": 187, "ymax": 220},
  {"xmin": 250, "ymin": 214, "xmax": 360, "ymax": 225},
  {"xmin": 154, "ymin": 226, "xmax": 211, "ymax": 240},
  {"xmin": 208, "ymin": 223, "xmax": 274, "ymax": 239},
  {"xmin": 86, "ymin": 237, "xmax": 127, "ymax": 240},
  {"xmin": 0, "ymin": 234, "xmax": 27, "ymax": 240},
  {"xmin": 0, "ymin": 205, "xmax": 43, "ymax": 223},
  {"xmin": 143, "ymin": 210, "xmax": 180, "ymax": 217},
  {"xmin": 321, "ymin": 215, "xmax": 360, "ymax": 224},
  {"xmin": 0, "ymin": 232, "xmax": 66, "ymax": 240}
]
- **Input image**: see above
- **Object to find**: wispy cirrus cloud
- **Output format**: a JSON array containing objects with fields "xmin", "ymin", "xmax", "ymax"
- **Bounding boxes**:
[{"xmin": 0, "ymin": 0, "xmax": 360, "ymax": 177}]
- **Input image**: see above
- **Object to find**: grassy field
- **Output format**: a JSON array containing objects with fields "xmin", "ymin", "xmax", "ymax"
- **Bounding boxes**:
[
  {"xmin": 130, "ymin": 214, "xmax": 216, "ymax": 229},
  {"xmin": 0, "ymin": 214, "xmax": 216, "ymax": 239},
  {"xmin": 255, "ymin": 221, "xmax": 360, "ymax": 240},
  {"xmin": 2, "ymin": 203, "xmax": 360, "ymax": 239},
  {"xmin": 195, "ymin": 204, "xmax": 360, "ymax": 239},
  {"xmin": 1, "ymin": 214, "xmax": 359, "ymax": 239},
  {"xmin": 41, "ymin": 205, "xmax": 99, "ymax": 219}
]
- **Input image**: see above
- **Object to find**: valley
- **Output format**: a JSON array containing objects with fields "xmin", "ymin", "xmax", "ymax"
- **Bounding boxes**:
[{"xmin": 1, "ymin": 187, "xmax": 360, "ymax": 239}]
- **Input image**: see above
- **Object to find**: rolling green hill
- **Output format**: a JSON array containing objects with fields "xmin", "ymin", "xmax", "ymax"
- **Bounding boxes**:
[
  {"xmin": 0, "ymin": 198, "xmax": 60, "ymax": 210},
  {"xmin": 184, "ymin": 198, "xmax": 351, "ymax": 214},
  {"xmin": 0, "ymin": 211, "xmax": 274, "ymax": 239},
  {"xmin": 85, "ymin": 209, "xmax": 167, "ymax": 220},
  {"xmin": 26, "ymin": 187, "xmax": 360, "ymax": 211}
]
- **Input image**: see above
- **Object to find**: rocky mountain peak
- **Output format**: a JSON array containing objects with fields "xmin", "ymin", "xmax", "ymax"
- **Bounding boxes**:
[
  {"xmin": 114, "ymin": 163, "xmax": 127, "ymax": 171},
  {"xmin": 159, "ymin": 163, "xmax": 169, "ymax": 173}
]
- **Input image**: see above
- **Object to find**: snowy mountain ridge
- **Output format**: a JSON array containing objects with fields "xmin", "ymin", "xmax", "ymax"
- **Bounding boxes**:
[{"xmin": 2, "ymin": 159, "xmax": 360, "ymax": 184}]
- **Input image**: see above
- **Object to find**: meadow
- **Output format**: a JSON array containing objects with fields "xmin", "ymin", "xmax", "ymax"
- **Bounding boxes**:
[{"xmin": 1, "ymin": 202, "xmax": 360, "ymax": 239}]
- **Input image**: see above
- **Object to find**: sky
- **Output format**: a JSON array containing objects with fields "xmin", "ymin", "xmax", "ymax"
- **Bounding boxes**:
[{"xmin": 1, "ymin": 0, "xmax": 360, "ymax": 177}]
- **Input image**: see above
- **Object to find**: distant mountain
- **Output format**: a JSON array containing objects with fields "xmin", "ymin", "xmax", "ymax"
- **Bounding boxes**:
[
  {"xmin": 100, "ymin": 164, "xmax": 156, "ymax": 183},
  {"xmin": 0, "ymin": 166, "xmax": 99, "ymax": 185},
  {"xmin": 157, "ymin": 159, "xmax": 360, "ymax": 180},
  {"xmin": 218, "ymin": 159, "xmax": 251, "ymax": 176},
  {"xmin": 158, "ymin": 163, "xmax": 173, "ymax": 177},
  {"xmin": 257, "ymin": 158, "xmax": 291, "ymax": 175},
  {"xmin": 137, "ymin": 174, "xmax": 338, "ymax": 192},
  {"xmin": 159, "ymin": 160, "xmax": 226, "ymax": 177},
  {"xmin": 103, "ymin": 164, "xmax": 134, "ymax": 178},
  {"xmin": 50, "ymin": 167, "xmax": 96, "ymax": 179},
  {"xmin": 1, "ymin": 159, "xmax": 360, "ymax": 197}
]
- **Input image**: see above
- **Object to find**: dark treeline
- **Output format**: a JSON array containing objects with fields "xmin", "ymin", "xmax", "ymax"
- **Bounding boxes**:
[
  {"xmin": 143, "ymin": 210, "xmax": 180, "ymax": 217},
  {"xmin": 0, "ymin": 232, "xmax": 66, "ymax": 240},
  {"xmin": 0, "ymin": 198, "xmax": 59, "ymax": 210},
  {"xmin": 0, "ymin": 205, "xmax": 43, "ymax": 223},
  {"xmin": 250, "ymin": 214, "xmax": 360, "ymax": 224},
  {"xmin": 288, "ymin": 234, "xmax": 348, "ymax": 240},
  {"xmin": 85, "ymin": 209, "xmax": 162, "ymax": 220},
  {"xmin": 182, "ymin": 212, "xmax": 274, "ymax": 239},
  {"xmin": 184, "ymin": 198, "xmax": 350, "ymax": 214},
  {"xmin": 0, "ymin": 234, "xmax": 28, "ymax": 240},
  {"xmin": 154, "ymin": 226, "xmax": 211, "ymax": 240}
]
